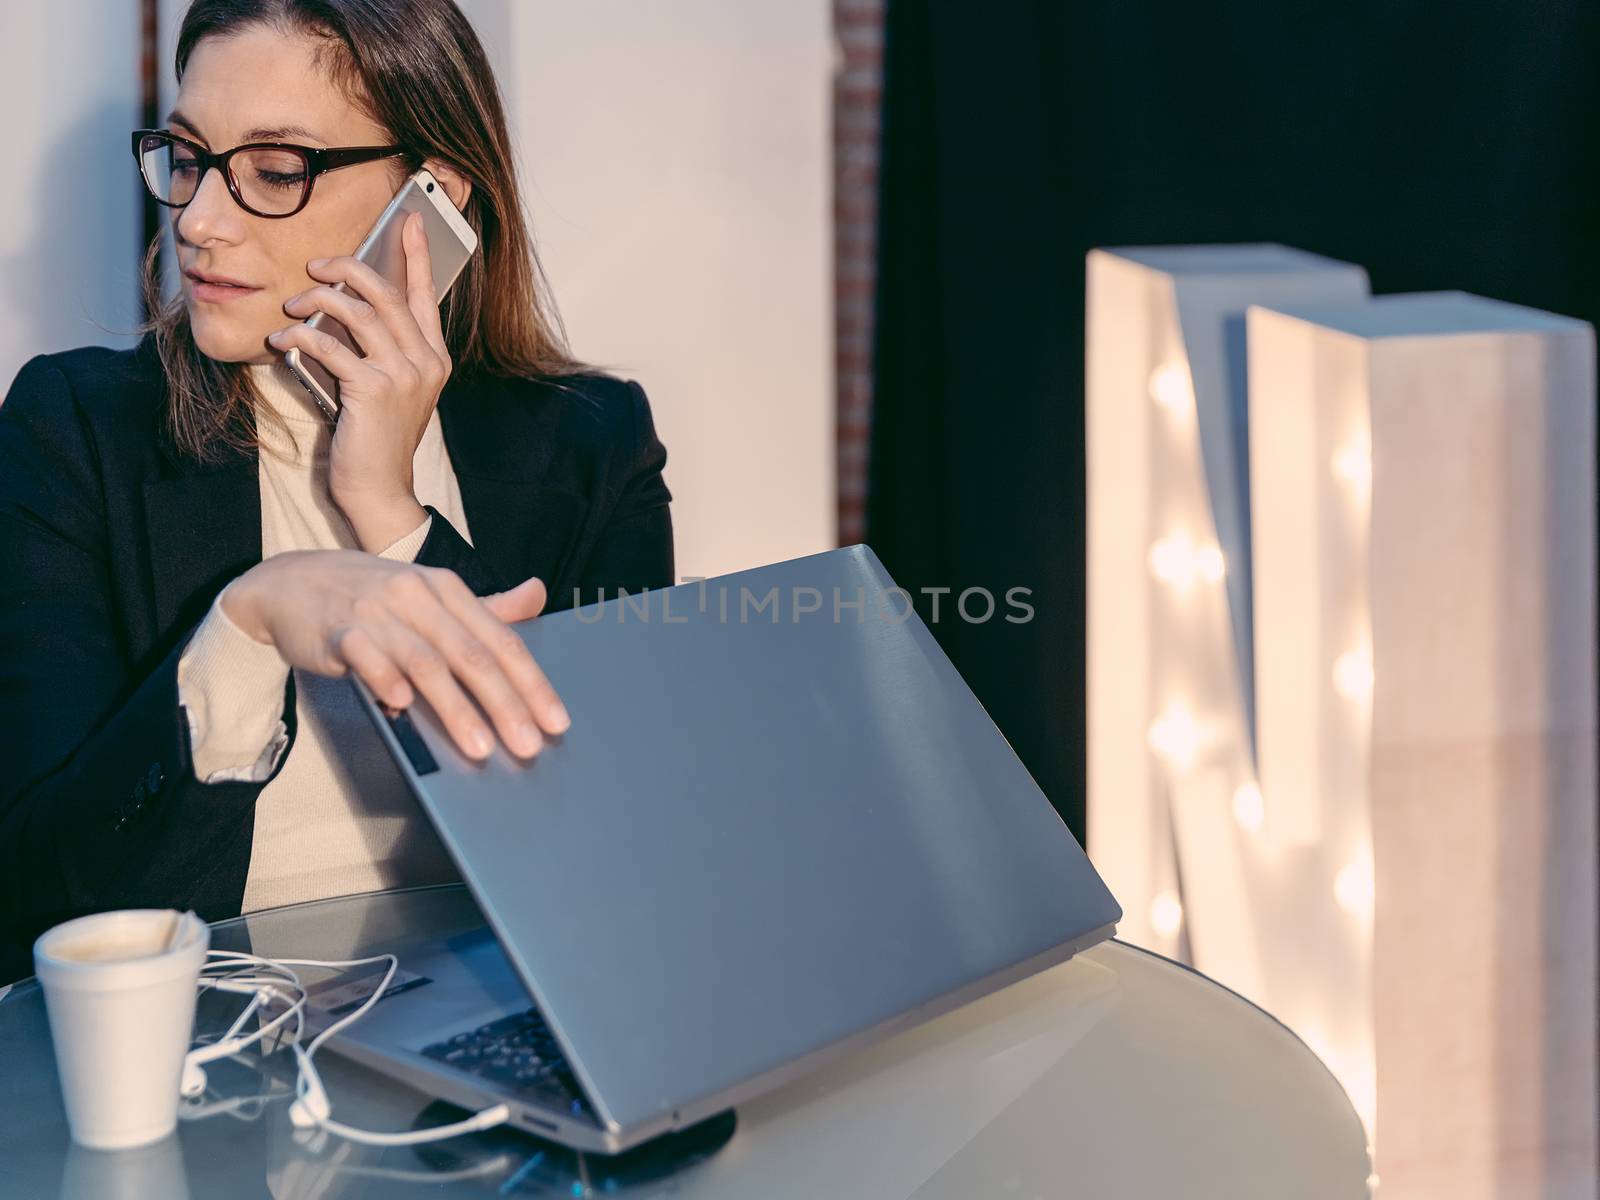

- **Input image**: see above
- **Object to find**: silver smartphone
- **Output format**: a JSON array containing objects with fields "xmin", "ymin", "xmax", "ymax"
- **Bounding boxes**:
[{"xmin": 283, "ymin": 167, "xmax": 479, "ymax": 421}]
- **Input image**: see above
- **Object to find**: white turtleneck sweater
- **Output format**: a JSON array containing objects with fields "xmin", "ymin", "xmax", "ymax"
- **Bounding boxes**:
[{"xmin": 174, "ymin": 360, "xmax": 468, "ymax": 912}]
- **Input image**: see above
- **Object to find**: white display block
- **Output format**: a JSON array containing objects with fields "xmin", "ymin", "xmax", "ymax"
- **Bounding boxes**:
[
  {"xmin": 1085, "ymin": 244, "xmax": 1369, "ymax": 967},
  {"xmin": 1249, "ymin": 292, "xmax": 1598, "ymax": 1196}
]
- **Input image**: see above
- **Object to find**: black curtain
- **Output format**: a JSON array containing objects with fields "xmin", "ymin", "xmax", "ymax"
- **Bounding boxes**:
[{"xmin": 867, "ymin": 0, "xmax": 1600, "ymax": 843}]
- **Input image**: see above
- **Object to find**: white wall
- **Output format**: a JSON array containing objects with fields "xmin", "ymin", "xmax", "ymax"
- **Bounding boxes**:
[
  {"xmin": 0, "ymin": 3, "xmax": 143, "ymax": 388},
  {"xmin": 487, "ymin": 0, "xmax": 834, "ymax": 580}
]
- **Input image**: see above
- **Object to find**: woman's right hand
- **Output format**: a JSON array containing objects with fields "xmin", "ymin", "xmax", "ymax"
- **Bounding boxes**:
[{"xmin": 221, "ymin": 550, "xmax": 567, "ymax": 761}]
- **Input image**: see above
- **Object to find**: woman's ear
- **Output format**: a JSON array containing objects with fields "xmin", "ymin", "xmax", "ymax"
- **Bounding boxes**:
[{"xmin": 422, "ymin": 159, "xmax": 472, "ymax": 213}]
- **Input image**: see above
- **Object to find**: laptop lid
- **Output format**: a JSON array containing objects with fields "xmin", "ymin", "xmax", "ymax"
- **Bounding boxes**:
[{"xmin": 355, "ymin": 545, "xmax": 1122, "ymax": 1135}]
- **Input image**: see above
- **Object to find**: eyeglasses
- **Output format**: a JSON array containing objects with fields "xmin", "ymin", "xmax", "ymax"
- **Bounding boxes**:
[{"xmin": 131, "ymin": 129, "xmax": 410, "ymax": 219}]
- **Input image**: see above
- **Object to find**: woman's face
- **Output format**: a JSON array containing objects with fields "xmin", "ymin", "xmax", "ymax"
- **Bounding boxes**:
[{"xmin": 169, "ymin": 26, "xmax": 413, "ymax": 365}]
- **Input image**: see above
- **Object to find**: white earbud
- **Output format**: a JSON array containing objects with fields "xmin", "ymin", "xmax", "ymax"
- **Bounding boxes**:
[
  {"xmin": 180, "ymin": 1059, "xmax": 208, "ymax": 1098},
  {"xmin": 287, "ymin": 1064, "xmax": 331, "ymax": 1128}
]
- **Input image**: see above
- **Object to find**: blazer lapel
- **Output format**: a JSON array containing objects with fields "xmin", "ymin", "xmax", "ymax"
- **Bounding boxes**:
[
  {"xmin": 143, "ymin": 401, "xmax": 262, "ymax": 645},
  {"xmin": 436, "ymin": 369, "xmax": 590, "ymax": 594},
  {"xmin": 132, "ymin": 339, "xmax": 262, "ymax": 649}
]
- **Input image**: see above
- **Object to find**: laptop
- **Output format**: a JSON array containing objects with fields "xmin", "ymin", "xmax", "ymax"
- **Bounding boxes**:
[{"xmin": 335, "ymin": 544, "xmax": 1121, "ymax": 1155}]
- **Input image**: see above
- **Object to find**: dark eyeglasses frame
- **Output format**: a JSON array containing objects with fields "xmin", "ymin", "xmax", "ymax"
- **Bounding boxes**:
[{"xmin": 131, "ymin": 128, "xmax": 413, "ymax": 219}]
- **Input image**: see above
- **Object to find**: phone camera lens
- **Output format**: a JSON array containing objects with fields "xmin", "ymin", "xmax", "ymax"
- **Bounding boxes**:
[{"xmin": 426, "ymin": 182, "xmax": 435, "ymax": 192}]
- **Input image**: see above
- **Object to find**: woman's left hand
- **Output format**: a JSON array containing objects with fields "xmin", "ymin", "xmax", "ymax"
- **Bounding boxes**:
[{"xmin": 267, "ymin": 210, "xmax": 450, "ymax": 552}]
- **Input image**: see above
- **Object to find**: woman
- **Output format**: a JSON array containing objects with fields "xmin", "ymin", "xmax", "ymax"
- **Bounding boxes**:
[{"xmin": 0, "ymin": 0, "xmax": 673, "ymax": 982}]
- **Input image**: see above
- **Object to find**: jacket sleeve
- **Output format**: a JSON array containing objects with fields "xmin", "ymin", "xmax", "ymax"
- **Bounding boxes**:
[
  {"xmin": 0, "ymin": 355, "xmax": 296, "ymax": 979},
  {"xmin": 568, "ymin": 379, "xmax": 675, "ymax": 610},
  {"xmin": 412, "ymin": 501, "xmax": 507, "ymax": 595}
]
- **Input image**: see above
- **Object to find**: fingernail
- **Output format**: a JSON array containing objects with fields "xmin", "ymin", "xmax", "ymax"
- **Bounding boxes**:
[
  {"xmin": 516, "ymin": 722, "xmax": 543, "ymax": 755},
  {"xmin": 470, "ymin": 729, "xmax": 493, "ymax": 758},
  {"xmin": 308, "ymin": 256, "xmax": 329, "ymax": 268},
  {"xmin": 550, "ymin": 702, "xmax": 571, "ymax": 733},
  {"xmin": 267, "ymin": 329, "xmax": 285, "ymax": 343}
]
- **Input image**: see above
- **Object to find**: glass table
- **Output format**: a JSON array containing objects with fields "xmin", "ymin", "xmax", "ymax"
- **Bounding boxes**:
[{"xmin": 0, "ymin": 884, "xmax": 1371, "ymax": 1197}]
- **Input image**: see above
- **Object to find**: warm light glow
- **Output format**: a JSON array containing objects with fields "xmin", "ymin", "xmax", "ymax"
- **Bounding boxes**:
[
  {"xmin": 1232, "ymin": 782, "xmax": 1265, "ymax": 833},
  {"xmin": 1146, "ymin": 703, "xmax": 1203, "ymax": 771},
  {"xmin": 1332, "ymin": 432, "xmax": 1372, "ymax": 500},
  {"xmin": 1335, "ymin": 858, "xmax": 1376, "ymax": 921},
  {"xmin": 1148, "ymin": 361, "xmax": 1195, "ymax": 422},
  {"xmin": 1333, "ymin": 648, "xmax": 1375, "ymax": 703},
  {"xmin": 1148, "ymin": 532, "xmax": 1226, "ymax": 590},
  {"xmin": 1298, "ymin": 1022, "xmax": 1377, "ymax": 1138},
  {"xmin": 1149, "ymin": 891, "xmax": 1184, "ymax": 938}
]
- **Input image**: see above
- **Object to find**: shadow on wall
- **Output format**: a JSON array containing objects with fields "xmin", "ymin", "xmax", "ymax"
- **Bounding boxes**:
[{"xmin": 1, "ymin": 101, "xmax": 144, "ymax": 393}]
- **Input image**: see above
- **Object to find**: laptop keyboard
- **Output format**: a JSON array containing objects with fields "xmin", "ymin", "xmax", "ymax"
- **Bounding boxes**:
[{"xmin": 419, "ymin": 1006, "xmax": 595, "ymax": 1121}]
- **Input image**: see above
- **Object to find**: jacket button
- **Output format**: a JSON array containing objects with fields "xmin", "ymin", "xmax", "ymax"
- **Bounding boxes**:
[{"xmin": 144, "ymin": 762, "xmax": 164, "ymax": 796}]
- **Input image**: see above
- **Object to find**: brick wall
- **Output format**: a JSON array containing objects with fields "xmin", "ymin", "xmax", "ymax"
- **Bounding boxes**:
[{"xmin": 833, "ymin": 0, "xmax": 885, "ymax": 546}]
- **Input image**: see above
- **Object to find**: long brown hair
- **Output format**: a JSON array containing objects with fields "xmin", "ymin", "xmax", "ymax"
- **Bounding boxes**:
[{"xmin": 139, "ymin": 0, "xmax": 584, "ymax": 465}]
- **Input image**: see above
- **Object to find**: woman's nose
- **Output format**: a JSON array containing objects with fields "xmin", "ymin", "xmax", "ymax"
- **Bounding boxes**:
[{"xmin": 175, "ymin": 165, "xmax": 243, "ymax": 246}]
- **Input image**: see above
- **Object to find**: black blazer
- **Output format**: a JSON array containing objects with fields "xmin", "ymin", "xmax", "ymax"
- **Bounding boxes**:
[{"xmin": 0, "ymin": 334, "xmax": 674, "ymax": 982}]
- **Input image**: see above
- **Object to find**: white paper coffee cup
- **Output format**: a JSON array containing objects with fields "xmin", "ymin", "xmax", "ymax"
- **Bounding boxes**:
[{"xmin": 33, "ymin": 909, "xmax": 210, "ymax": 1150}]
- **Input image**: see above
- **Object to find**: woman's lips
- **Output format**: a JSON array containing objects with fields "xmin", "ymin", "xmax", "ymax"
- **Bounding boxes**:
[{"xmin": 188, "ymin": 275, "xmax": 261, "ymax": 303}]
